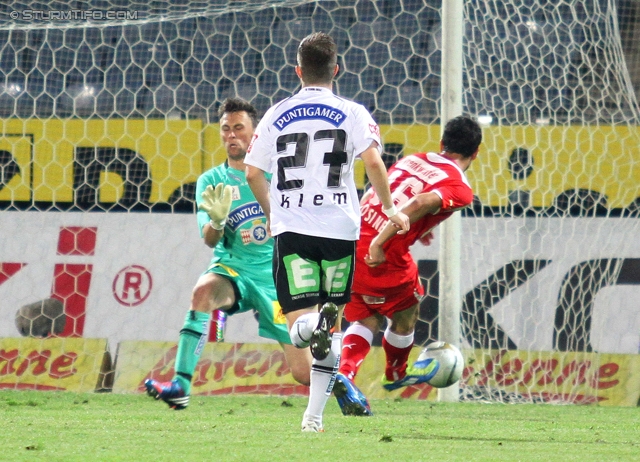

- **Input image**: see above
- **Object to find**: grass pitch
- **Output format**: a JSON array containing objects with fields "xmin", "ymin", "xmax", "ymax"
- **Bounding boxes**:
[{"xmin": 1, "ymin": 390, "xmax": 638, "ymax": 461}]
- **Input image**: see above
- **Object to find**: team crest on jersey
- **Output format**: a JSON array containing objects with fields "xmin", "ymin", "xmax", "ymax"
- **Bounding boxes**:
[
  {"xmin": 231, "ymin": 185, "xmax": 241, "ymax": 201},
  {"xmin": 240, "ymin": 220, "xmax": 269, "ymax": 245}
]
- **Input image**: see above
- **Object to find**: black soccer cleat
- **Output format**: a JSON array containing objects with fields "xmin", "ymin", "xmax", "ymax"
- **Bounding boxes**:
[{"xmin": 309, "ymin": 302, "xmax": 338, "ymax": 360}]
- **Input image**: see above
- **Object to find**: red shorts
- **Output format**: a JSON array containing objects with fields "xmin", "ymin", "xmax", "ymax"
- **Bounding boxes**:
[{"xmin": 344, "ymin": 274, "xmax": 424, "ymax": 322}]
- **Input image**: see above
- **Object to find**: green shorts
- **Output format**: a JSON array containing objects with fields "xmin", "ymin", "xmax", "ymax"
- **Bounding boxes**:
[{"xmin": 205, "ymin": 262, "xmax": 291, "ymax": 345}]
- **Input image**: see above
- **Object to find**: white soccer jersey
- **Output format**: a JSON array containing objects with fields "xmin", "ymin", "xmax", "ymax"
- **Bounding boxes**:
[{"xmin": 245, "ymin": 86, "xmax": 381, "ymax": 240}]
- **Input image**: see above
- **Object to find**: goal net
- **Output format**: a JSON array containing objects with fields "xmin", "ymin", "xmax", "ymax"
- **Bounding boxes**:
[{"xmin": 0, "ymin": 0, "xmax": 639, "ymax": 403}]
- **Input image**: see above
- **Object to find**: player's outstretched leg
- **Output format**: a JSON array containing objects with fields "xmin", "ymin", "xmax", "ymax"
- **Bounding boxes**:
[
  {"xmin": 332, "ymin": 372, "xmax": 372, "ymax": 416},
  {"xmin": 309, "ymin": 302, "xmax": 338, "ymax": 360},
  {"xmin": 381, "ymin": 357, "xmax": 440, "ymax": 391},
  {"xmin": 144, "ymin": 379, "xmax": 190, "ymax": 410}
]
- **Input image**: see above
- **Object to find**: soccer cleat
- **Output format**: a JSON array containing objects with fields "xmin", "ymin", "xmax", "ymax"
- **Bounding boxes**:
[
  {"xmin": 332, "ymin": 373, "xmax": 373, "ymax": 416},
  {"xmin": 381, "ymin": 358, "xmax": 440, "ymax": 391},
  {"xmin": 301, "ymin": 421, "xmax": 324, "ymax": 433},
  {"xmin": 309, "ymin": 302, "xmax": 338, "ymax": 360},
  {"xmin": 144, "ymin": 379, "xmax": 190, "ymax": 410}
]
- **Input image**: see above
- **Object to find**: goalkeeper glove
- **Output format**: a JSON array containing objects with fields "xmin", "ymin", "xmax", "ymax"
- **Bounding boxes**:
[{"xmin": 199, "ymin": 184, "xmax": 233, "ymax": 230}]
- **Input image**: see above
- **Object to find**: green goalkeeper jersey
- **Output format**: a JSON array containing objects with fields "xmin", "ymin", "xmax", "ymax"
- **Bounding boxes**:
[{"xmin": 196, "ymin": 163, "xmax": 273, "ymax": 281}]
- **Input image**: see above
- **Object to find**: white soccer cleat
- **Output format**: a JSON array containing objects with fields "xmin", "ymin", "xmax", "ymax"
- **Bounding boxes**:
[{"xmin": 301, "ymin": 420, "xmax": 324, "ymax": 433}]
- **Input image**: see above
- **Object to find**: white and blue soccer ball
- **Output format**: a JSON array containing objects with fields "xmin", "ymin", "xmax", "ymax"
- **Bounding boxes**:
[{"xmin": 418, "ymin": 341, "xmax": 464, "ymax": 388}]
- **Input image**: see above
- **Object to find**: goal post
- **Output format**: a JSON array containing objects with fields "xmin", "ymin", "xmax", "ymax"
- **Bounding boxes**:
[{"xmin": 438, "ymin": 0, "xmax": 464, "ymax": 403}]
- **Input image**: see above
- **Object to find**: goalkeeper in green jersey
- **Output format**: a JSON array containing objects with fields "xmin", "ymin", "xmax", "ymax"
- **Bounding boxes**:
[{"xmin": 145, "ymin": 98, "xmax": 312, "ymax": 410}]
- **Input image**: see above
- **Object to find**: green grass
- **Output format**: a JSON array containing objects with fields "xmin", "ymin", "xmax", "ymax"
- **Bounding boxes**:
[{"xmin": 0, "ymin": 390, "xmax": 639, "ymax": 461}]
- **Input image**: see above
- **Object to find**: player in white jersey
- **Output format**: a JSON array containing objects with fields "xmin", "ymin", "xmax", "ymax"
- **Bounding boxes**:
[{"xmin": 245, "ymin": 32, "xmax": 409, "ymax": 433}]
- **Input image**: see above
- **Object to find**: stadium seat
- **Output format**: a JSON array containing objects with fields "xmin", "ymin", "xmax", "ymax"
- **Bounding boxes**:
[
  {"xmin": 257, "ymin": 70, "xmax": 279, "ymax": 97},
  {"xmin": 195, "ymin": 81, "xmax": 216, "ymax": 109},
  {"xmin": 234, "ymin": 12, "xmax": 255, "ymax": 32},
  {"xmin": 124, "ymin": 66, "xmax": 144, "ymax": 93},
  {"xmin": 262, "ymin": 44, "xmax": 286, "ymax": 72},
  {"xmin": 311, "ymin": 6, "xmax": 333, "ymax": 32},
  {"xmin": 354, "ymin": 0, "xmax": 377, "ymax": 23},
  {"xmin": 222, "ymin": 52, "xmax": 243, "ymax": 80},
  {"xmin": 242, "ymin": 49, "xmax": 263, "ymax": 77},
  {"xmin": 547, "ymin": 189, "xmax": 609, "ymax": 217},
  {"xmin": 269, "ymin": 20, "xmax": 290, "ymax": 47},
  {"xmin": 201, "ymin": 55, "xmax": 222, "ymax": 84},
  {"xmin": 343, "ymin": 47, "xmax": 367, "ymax": 74},
  {"xmin": 377, "ymin": 85, "xmax": 399, "ymax": 112},
  {"xmin": 15, "ymin": 92, "xmax": 35, "ymax": 118},
  {"xmin": 233, "ymin": 76, "xmax": 258, "ymax": 102},
  {"xmin": 372, "ymin": 17, "xmax": 394, "ymax": 42},
  {"xmin": 383, "ymin": 60, "xmax": 406, "ymax": 86},
  {"xmin": 174, "ymin": 83, "xmax": 196, "ymax": 113},
  {"xmin": 75, "ymin": 44, "xmax": 94, "ymax": 74},
  {"xmin": 192, "ymin": 34, "xmax": 210, "ymax": 63},
  {"xmin": 95, "ymin": 89, "xmax": 115, "ymax": 117},
  {"xmin": 182, "ymin": 58, "xmax": 203, "ymax": 85},
  {"xmin": 176, "ymin": 18, "xmax": 197, "ymax": 40},
  {"xmin": 247, "ymin": 26, "xmax": 270, "ymax": 52},
  {"xmin": 287, "ymin": 19, "xmax": 313, "ymax": 41},
  {"xmin": 164, "ymin": 60, "xmax": 183, "ymax": 85},
  {"xmin": 349, "ymin": 22, "xmax": 374, "ymax": 49},
  {"xmin": 34, "ymin": 93, "xmax": 55, "ymax": 118},
  {"xmin": 389, "ymin": 36, "xmax": 413, "ymax": 62},
  {"xmin": 398, "ymin": 81, "xmax": 423, "ymax": 106},
  {"xmin": 336, "ymin": 71, "xmax": 359, "ymax": 99},
  {"xmin": 623, "ymin": 198, "xmax": 640, "ymax": 218},
  {"xmin": 366, "ymin": 42, "xmax": 391, "ymax": 68},
  {"xmin": 114, "ymin": 90, "xmax": 136, "ymax": 117}
]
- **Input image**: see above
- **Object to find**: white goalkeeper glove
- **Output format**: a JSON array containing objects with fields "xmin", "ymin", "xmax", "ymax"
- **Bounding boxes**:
[{"xmin": 199, "ymin": 184, "xmax": 233, "ymax": 230}]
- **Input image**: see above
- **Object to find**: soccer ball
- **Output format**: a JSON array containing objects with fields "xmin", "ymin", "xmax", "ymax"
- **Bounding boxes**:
[{"xmin": 417, "ymin": 341, "xmax": 464, "ymax": 388}]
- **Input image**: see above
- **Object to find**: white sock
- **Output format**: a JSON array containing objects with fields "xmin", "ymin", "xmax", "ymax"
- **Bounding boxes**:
[
  {"xmin": 384, "ymin": 328, "xmax": 414, "ymax": 348},
  {"xmin": 290, "ymin": 313, "xmax": 320, "ymax": 348},
  {"xmin": 302, "ymin": 332, "xmax": 342, "ymax": 427}
]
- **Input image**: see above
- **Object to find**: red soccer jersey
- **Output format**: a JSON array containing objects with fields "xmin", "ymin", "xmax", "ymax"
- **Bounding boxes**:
[{"xmin": 353, "ymin": 152, "xmax": 473, "ymax": 294}]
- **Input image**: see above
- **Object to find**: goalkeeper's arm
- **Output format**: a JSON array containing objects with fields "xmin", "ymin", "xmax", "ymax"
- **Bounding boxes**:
[{"xmin": 199, "ymin": 184, "xmax": 233, "ymax": 248}]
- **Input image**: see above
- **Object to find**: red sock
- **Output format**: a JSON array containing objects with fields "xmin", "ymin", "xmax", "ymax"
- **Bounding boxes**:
[
  {"xmin": 339, "ymin": 333, "xmax": 371, "ymax": 381},
  {"xmin": 382, "ymin": 335, "xmax": 413, "ymax": 381}
]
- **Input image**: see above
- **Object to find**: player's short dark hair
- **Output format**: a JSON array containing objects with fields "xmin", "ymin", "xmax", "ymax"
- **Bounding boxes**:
[
  {"xmin": 442, "ymin": 115, "xmax": 483, "ymax": 158},
  {"xmin": 297, "ymin": 32, "xmax": 337, "ymax": 85},
  {"xmin": 217, "ymin": 97, "xmax": 258, "ymax": 128}
]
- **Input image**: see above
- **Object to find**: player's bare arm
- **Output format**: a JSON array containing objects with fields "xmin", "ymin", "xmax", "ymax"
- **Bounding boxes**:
[
  {"xmin": 360, "ymin": 143, "xmax": 410, "ymax": 233},
  {"xmin": 202, "ymin": 224, "xmax": 224, "ymax": 248},
  {"xmin": 365, "ymin": 191, "xmax": 443, "ymax": 267},
  {"xmin": 245, "ymin": 165, "xmax": 272, "ymax": 234}
]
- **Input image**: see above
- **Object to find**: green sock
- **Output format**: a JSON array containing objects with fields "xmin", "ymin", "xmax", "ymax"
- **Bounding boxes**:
[{"xmin": 173, "ymin": 310, "xmax": 211, "ymax": 395}]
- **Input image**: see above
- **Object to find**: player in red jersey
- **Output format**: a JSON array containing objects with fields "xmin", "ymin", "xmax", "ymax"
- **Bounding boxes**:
[{"xmin": 332, "ymin": 115, "xmax": 483, "ymax": 416}]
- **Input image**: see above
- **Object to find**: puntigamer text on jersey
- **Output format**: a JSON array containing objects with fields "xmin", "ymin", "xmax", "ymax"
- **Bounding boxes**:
[{"xmin": 273, "ymin": 104, "xmax": 347, "ymax": 130}]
